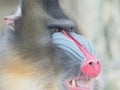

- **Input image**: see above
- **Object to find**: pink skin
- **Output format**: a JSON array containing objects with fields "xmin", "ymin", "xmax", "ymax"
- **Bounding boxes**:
[
  {"xmin": 65, "ymin": 80, "xmax": 92, "ymax": 90},
  {"xmin": 61, "ymin": 30, "xmax": 101, "ymax": 90},
  {"xmin": 4, "ymin": 17, "xmax": 16, "ymax": 31},
  {"xmin": 65, "ymin": 76, "xmax": 93, "ymax": 90}
]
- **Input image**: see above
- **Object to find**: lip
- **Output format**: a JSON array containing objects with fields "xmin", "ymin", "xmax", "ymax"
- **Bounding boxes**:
[{"xmin": 65, "ymin": 76, "xmax": 93, "ymax": 90}]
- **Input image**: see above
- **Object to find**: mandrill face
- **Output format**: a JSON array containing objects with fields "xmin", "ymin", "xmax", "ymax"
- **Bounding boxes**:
[{"xmin": 51, "ymin": 29, "xmax": 101, "ymax": 90}]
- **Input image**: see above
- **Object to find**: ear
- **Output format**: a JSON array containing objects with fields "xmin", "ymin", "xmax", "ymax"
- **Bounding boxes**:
[
  {"xmin": 4, "ymin": 6, "xmax": 21, "ymax": 31},
  {"xmin": 4, "ymin": 15, "xmax": 16, "ymax": 31}
]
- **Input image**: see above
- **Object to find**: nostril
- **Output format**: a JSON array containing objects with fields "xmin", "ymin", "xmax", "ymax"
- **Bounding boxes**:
[
  {"xmin": 88, "ymin": 60, "xmax": 100, "ymax": 66},
  {"xmin": 97, "ymin": 61, "xmax": 100, "ymax": 64},
  {"xmin": 89, "ymin": 61, "xmax": 94, "ymax": 66},
  {"xmin": 81, "ymin": 60, "xmax": 101, "ymax": 77}
]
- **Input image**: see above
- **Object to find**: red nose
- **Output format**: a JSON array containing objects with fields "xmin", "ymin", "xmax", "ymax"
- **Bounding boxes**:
[{"xmin": 81, "ymin": 60, "xmax": 101, "ymax": 77}]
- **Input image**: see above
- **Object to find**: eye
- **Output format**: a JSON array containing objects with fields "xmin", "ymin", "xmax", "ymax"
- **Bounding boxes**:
[
  {"xmin": 63, "ymin": 28, "xmax": 73, "ymax": 33},
  {"xmin": 47, "ymin": 19, "xmax": 75, "ymax": 34},
  {"xmin": 54, "ymin": 28, "xmax": 73, "ymax": 33},
  {"xmin": 68, "ymin": 28, "xmax": 72, "ymax": 32},
  {"xmin": 54, "ymin": 28, "xmax": 60, "ymax": 32}
]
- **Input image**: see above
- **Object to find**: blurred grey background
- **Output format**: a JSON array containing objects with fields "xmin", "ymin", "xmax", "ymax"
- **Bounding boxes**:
[{"xmin": 0, "ymin": 0, "xmax": 120, "ymax": 90}]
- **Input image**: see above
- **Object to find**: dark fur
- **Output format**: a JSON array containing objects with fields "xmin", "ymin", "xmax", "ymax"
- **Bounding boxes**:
[{"xmin": 42, "ymin": 0, "xmax": 67, "ymax": 19}]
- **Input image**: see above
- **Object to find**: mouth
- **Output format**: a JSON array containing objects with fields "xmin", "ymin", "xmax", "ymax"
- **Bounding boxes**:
[{"xmin": 65, "ymin": 76, "xmax": 93, "ymax": 90}]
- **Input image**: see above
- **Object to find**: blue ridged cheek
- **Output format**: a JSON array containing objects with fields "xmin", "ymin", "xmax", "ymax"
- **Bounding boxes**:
[
  {"xmin": 69, "ymin": 32, "xmax": 96, "ymax": 56},
  {"xmin": 52, "ymin": 32, "xmax": 96, "ymax": 61},
  {"xmin": 52, "ymin": 32, "xmax": 84, "ymax": 60}
]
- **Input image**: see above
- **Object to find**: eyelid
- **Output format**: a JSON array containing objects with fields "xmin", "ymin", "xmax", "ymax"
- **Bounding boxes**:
[
  {"xmin": 54, "ymin": 28, "xmax": 73, "ymax": 33},
  {"xmin": 54, "ymin": 28, "xmax": 60, "ymax": 32}
]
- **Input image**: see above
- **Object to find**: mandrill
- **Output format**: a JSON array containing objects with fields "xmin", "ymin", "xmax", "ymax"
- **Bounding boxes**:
[{"xmin": 0, "ymin": 0, "xmax": 101, "ymax": 90}]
